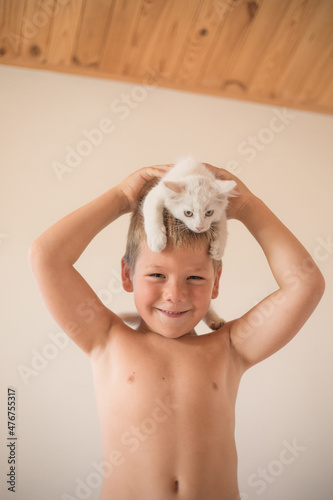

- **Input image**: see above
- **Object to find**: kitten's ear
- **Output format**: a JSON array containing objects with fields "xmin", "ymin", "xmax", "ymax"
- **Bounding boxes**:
[
  {"xmin": 217, "ymin": 180, "xmax": 237, "ymax": 196},
  {"xmin": 163, "ymin": 180, "xmax": 186, "ymax": 194}
]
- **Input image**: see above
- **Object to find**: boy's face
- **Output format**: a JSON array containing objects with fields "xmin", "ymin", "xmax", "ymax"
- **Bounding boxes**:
[{"xmin": 122, "ymin": 242, "xmax": 221, "ymax": 338}]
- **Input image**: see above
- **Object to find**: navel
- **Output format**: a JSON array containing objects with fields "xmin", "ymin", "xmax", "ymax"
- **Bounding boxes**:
[
  {"xmin": 212, "ymin": 382, "xmax": 219, "ymax": 391},
  {"xmin": 174, "ymin": 479, "xmax": 179, "ymax": 492}
]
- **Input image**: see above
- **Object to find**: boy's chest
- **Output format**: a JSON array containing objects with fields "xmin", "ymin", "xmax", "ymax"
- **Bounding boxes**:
[{"xmin": 93, "ymin": 330, "xmax": 241, "ymax": 421}]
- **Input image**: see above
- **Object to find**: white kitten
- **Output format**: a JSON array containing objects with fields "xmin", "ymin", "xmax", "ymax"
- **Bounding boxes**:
[{"xmin": 142, "ymin": 157, "xmax": 236, "ymax": 260}]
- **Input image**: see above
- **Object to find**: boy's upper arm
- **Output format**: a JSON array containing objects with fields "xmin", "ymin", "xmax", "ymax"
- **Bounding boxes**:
[
  {"xmin": 30, "ymin": 248, "xmax": 118, "ymax": 354},
  {"xmin": 229, "ymin": 278, "xmax": 324, "ymax": 369}
]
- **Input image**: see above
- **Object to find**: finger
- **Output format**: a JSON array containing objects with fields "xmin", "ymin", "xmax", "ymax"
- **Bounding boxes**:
[
  {"xmin": 204, "ymin": 163, "xmax": 236, "ymax": 181},
  {"xmin": 139, "ymin": 164, "xmax": 173, "ymax": 181},
  {"xmin": 150, "ymin": 164, "xmax": 173, "ymax": 175}
]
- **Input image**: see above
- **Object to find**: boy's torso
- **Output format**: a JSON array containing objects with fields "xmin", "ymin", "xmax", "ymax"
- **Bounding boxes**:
[{"xmin": 91, "ymin": 323, "xmax": 244, "ymax": 500}]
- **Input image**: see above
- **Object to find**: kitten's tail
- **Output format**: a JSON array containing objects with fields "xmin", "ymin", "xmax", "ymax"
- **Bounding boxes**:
[{"xmin": 119, "ymin": 312, "xmax": 141, "ymax": 327}]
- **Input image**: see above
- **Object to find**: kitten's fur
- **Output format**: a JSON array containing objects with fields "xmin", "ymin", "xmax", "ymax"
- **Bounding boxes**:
[{"xmin": 142, "ymin": 157, "xmax": 236, "ymax": 260}]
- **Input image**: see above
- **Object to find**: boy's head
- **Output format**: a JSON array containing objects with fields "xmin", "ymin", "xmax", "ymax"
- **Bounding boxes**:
[
  {"xmin": 123, "ymin": 181, "xmax": 222, "ymax": 276},
  {"xmin": 121, "ymin": 181, "xmax": 222, "ymax": 338}
]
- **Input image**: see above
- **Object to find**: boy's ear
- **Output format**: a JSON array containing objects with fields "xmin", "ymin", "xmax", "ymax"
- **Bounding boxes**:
[
  {"xmin": 121, "ymin": 258, "xmax": 133, "ymax": 292},
  {"xmin": 211, "ymin": 266, "xmax": 222, "ymax": 299}
]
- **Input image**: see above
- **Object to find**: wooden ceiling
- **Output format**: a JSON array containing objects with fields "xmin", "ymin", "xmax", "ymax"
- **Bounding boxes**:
[{"xmin": 1, "ymin": 0, "xmax": 333, "ymax": 115}]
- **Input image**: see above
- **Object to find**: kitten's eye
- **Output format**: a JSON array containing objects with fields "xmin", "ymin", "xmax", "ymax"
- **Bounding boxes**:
[
  {"xmin": 205, "ymin": 210, "xmax": 214, "ymax": 217},
  {"xmin": 184, "ymin": 210, "xmax": 193, "ymax": 217}
]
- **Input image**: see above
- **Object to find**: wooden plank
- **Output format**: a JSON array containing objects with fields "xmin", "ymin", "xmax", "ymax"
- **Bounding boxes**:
[
  {"xmin": 19, "ymin": 0, "xmax": 59, "ymax": 63},
  {"xmin": 277, "ymin": 0, "xmax": 333, "ymax": 106},
  {"xmin": 46, "ymin": 0, "xmax": 84, "ymax": 66},
  {"xmin": 318, "ymin": 82, "xmax": 333, "ymax": 113},
  {"xmin": 74, "ymin": 0, "xmax": 114, "ymax": 67},
  {"xmin": 100, "ymin": 0, "xmax": 144, "ymax": 74},
  {"xmin": 248, "ymin": 0, "xmax": 321, "ymax": 99},
  {"xmin": 316, "ymin": 48, "xmax": 333, "ymax": 109},
  {"xmin": 119, "ymin": 0, "xmax": 167, "ymax": 79},
  {"xmin": 0, "ymin": 0, "xmax": 28, "ymax": 58},
  {"xmin": 102, "ymin": 0, "xmax": 202, "ymax": 81},
  {"xmin": 200, "ymin": 0, "xmax": 264, "ymax": 90},
  {"xmin": 226, "ymin": 0, "xmax": 290, "ymax": 88},
  {"xmin": 296, "ymin": 42, "xmax": 333, "ymax": 108},
  {"xmin": 174, "ymin": 0, "xmax": 227, "ymax": 85},
  {"xmin": 142, "ymin": 0, "xmax": 202, "ymax": 82}
]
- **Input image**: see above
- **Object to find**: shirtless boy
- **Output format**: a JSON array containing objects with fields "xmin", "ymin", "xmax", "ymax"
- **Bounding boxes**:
[{"xmin": 29, "ymin": 164, "xmax": 325, "ymax": 500}]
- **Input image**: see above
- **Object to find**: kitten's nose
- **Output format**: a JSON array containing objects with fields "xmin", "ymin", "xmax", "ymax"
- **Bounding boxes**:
[{"xmin": 196, "ymin": 226, "xmax": 204, "ymax": 232}]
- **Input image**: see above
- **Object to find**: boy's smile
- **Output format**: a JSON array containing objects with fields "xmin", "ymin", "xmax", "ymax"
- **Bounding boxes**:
[{"xmin": 122, "ymin": 242, "xmax": 221, "ymax": 338}]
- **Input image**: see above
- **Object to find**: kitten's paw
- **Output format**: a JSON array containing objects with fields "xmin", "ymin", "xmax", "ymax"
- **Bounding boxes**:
[
  {"xmin": 207, "ymin": 318, "xmax": 225, "ymax": 330},
  {"xmin": 204, "ymin": 308, "xmax": 225, "ymax": 330},
  {"xmin": 208, "ymin": 318, "xmax": 225, "ymax": 330},
  {"xmin": 147, "ymin": 230, "xmax": 167, "ymax": 253}
]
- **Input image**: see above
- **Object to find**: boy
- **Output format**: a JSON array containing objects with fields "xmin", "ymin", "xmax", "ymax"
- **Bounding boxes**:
[{"xmin": 29, "ymin": 163, "xmax": 325, "ymax": 500}]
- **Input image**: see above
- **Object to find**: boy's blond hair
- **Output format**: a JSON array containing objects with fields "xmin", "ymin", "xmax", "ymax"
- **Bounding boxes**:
[{"xmin": 123, "ymin": 180, "xmax": 222, "ymax": 275}]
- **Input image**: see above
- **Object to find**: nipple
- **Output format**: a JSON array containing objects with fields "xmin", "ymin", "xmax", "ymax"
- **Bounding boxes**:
[{"xmin": 127, "ymin": 371, "xmax": 135, "ymax": 383}]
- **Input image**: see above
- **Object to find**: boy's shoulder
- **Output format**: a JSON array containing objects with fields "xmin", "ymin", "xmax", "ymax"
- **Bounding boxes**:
[{"xmin": 101, "ymin": 319, "xmax": 234, "ymax": 357}]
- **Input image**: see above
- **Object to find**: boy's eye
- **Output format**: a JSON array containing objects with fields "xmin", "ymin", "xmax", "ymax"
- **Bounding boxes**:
[
  {"xmin": 184, "ymin": 210, "xmax": 193, "ymax": 217},
  {"xmin": 149, "ymin": 273, "xmax": 165, "ymax": 278},
  {"xmin": 188, "ymin": 275, "xmax": 204, "ymax": 281},
  {"xmin": 205, "ymin": 210, "xmax": 214, "ymax": 217}
]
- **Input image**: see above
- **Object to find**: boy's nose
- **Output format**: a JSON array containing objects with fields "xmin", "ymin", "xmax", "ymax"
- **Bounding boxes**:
[{"xmin": 163, "ymin": 280, "xmax": 185, "ymax": 302}]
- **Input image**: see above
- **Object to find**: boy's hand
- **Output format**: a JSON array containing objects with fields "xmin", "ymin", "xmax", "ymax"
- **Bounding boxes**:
[
  {"xmin": 204, "ymin": 163, "xmax": 255, "ymax": 220},
  {"xmin": 118, "ymin": 165, "xmax": 172, "ymax": 212}
]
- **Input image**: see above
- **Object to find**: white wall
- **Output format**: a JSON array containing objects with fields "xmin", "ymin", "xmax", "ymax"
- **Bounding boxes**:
[{"xmin": 1, "ymin": 65, "xmax": 332, "ymax": 500}]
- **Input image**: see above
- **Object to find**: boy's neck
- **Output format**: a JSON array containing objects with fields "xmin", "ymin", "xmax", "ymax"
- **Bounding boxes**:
[{"xmin": 138, "ymin": 319, "xmax": 198, "ymax": 338}]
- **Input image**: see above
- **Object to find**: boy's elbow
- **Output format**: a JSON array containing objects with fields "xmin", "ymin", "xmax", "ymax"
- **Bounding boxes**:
[
  {"xmin": 306, "ymin": 265, "xmax": 325, "ymax": 306},
  {"xmin": 29, "ymin": 237, "xmax": 50, "ymax": 275},
  {"xmin": 314, "ymin": 268, "xmax": 325, "ymax": 300},
  {"xmin": 29, "ymin": 239, "xmax": 41, "ymax": 274}
]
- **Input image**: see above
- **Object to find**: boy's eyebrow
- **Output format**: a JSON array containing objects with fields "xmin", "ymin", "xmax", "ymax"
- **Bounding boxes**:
[
  {"xmin": 143, "ymin": 264, "xmax": 165, "ymax": 271},
  {"xmin": 144, "ymin": 264, "xmax": 208, "ymax": 273}
]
